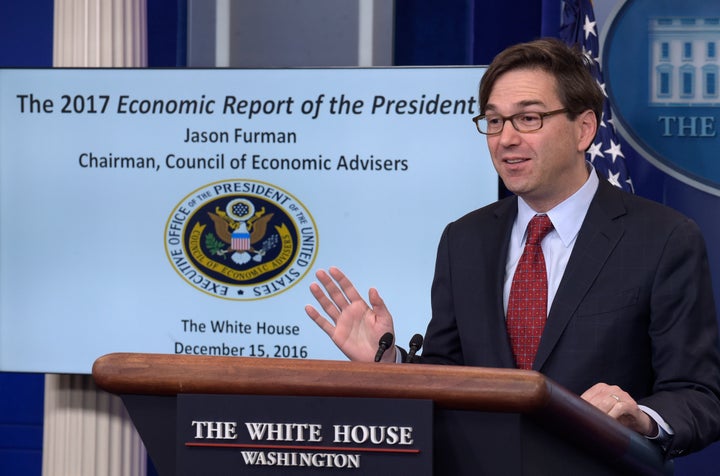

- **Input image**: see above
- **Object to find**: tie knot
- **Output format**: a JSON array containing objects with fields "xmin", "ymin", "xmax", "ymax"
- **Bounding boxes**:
[{"xmin": 526, "ymin": 214, "xmax": 553, "ymax": 245}]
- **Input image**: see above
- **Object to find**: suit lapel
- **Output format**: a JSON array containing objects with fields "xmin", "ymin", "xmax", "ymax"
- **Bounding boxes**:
[
  {"xmin": 488, "ymin": 198, "xmax": 518, "ymax": 367},
  {"xmin": 455, "ymin": 196, "xmax": 517, "ymax": 368},
  {"xmin": 533, "ymin": 179, "xmax": 627, "ymax": 371}
]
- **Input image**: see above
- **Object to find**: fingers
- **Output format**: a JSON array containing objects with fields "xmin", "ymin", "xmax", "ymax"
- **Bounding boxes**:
[
  {"xmin": 581, "ymin": 383, "xmax": 629, "ymax": 413},
  {"xmin": 308, "ymin": 280, "xmax": 342, "ymax": 321},
  {"xmin": 581, "ymin": 383, "xmax": 655, "ymax": 436},
  {"xmin": 328, "ymin": 266, "xmax": 364, "ymax": 303},
  {"xmin": 310, "ymin": 267, "xmax": 369, "ymax": 316},
  {"xmin": 315, "ymin": 269, "xmax": 348, "ymax": 313},
  {"xmin": 305, "ymin": 267, "xmax": 368, "ymax": 329},
  {"xmin": 304, "ymin": 304, "xmax": 336, "ymax": 337}
]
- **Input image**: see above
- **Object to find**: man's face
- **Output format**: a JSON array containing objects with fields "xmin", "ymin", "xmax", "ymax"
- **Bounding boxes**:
[{"xmin": 484, "ymin": 68, "xmax": 595, "ymax": 212}]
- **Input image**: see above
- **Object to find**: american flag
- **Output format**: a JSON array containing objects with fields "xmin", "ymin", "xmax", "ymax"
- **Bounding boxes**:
[{"xmin": 559, "ymin": 0, "xmax": 635, "ymax": 193}]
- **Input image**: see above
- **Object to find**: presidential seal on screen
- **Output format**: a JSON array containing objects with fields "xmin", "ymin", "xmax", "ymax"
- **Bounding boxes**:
[{"xmin": 165, "ymin": 179, "xmax": 318, "ymax": 300}]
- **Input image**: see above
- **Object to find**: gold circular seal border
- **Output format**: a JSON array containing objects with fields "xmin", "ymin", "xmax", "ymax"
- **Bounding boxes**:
[{"xmin": 164, "ymin": 178, "xmax": 319, "ymax": 301}]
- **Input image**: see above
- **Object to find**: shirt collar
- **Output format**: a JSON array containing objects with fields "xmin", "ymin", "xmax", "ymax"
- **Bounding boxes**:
[{"xmin": 515, "ymin": 163, "xmax": 599, "ymax": 247}]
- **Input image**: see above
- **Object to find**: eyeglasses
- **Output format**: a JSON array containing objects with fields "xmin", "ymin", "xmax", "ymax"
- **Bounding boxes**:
[{"xmin": 472, "ymin": 108, "xmax": 569, "ymax": 135}]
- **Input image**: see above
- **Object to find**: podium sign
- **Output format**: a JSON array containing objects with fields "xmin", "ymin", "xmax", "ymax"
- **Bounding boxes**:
[{"xmin": 177, "ymin": 395, "xmax": 433, "ymax": 475}]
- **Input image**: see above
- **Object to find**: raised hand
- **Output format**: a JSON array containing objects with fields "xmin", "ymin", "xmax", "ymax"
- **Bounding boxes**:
[{"xmin": 305, "ymin": 267, "xmax": 396, "ymax": 362}]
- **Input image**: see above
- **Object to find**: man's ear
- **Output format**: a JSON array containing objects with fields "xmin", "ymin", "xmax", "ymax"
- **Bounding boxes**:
[{"xmin": 577, "ymin": 109, "xmax": 598, "ymax": 152}]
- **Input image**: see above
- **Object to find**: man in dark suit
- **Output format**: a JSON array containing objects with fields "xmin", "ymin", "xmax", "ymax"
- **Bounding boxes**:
[{"xmin": 305, "ymin": 38, "xmax": 720, "ymax": 456}]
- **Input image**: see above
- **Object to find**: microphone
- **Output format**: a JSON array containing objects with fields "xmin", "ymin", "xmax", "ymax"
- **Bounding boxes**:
[
  {"xmin": 405, "ymin": 334, "xmax": 424, "ymax": 363},
  {"xmin": 374, "ymin": 332, "xmax": 394, "ymax": 362}
]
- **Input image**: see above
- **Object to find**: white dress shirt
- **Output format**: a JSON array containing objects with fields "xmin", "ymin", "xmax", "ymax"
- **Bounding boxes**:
[{"xmin": 503, "ymin": 165, "xmax": 599, "ymax": 315}]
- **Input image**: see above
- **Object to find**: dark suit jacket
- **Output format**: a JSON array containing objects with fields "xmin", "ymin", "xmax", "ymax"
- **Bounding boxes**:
[{"xmin": 420, "ymin": 176, "xmax": 720, "ymax": 456}]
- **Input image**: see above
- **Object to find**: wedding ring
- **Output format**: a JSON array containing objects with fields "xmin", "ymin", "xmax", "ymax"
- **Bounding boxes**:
[{"xmin": 610, "ymin": 394, "xmax": 620, "ymax": 402}]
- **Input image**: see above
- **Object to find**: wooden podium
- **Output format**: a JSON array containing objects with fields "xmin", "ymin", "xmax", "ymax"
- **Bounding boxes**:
[{"xmin": 92, "ymin": 353, "xmax": 671, "ymax": 475}]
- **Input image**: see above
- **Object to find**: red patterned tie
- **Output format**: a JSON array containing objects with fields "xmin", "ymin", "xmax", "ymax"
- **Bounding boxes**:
[{"xmin": 507, "ymin": 214, "xmax": 554, "ymax": 370}]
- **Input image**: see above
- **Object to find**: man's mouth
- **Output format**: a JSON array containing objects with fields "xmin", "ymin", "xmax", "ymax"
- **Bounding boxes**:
[{"xmin": 504, "ymin": 157, "xmax": 529, "ymax": 165}]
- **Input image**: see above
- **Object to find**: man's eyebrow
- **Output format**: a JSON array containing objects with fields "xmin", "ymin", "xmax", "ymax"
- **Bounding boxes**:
[
  {"xmin": 485, "ymin": 99, "xmax": 548, "ymax": 112},
  {"xmin": 517, "ymin": 100, "xmax": 547, "ymax": 108}
]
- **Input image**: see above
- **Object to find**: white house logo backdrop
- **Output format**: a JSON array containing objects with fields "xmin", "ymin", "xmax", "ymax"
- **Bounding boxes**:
[
  {"xmin": 603, "ymin": 0, "xmax": 720, "ymax": 195},
  {"xmin": 165, "ymin": 179, "xmax": 318, "ymax": 300}
]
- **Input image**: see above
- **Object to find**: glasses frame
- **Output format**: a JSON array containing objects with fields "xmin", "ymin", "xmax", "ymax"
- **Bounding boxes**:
[{"xmin": 472, "ymin": 108, "xmax": 569, "ymax": 135}]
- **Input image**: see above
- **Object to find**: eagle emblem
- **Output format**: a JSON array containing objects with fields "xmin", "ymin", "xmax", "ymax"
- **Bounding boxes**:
[{"xmin": 206, "ymin": 198, "xmax": 277, "ymax": 265}]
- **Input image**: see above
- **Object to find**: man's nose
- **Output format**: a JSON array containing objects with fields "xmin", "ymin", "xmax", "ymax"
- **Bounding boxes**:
[{"xmin": 497, "ymin": 119, "xmax": 521, "ymax": 145}]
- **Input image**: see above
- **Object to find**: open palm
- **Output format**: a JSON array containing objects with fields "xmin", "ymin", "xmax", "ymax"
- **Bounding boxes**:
[{"xmin": 305, "ymin": 267, "xmax": 396, "ymax": 362}]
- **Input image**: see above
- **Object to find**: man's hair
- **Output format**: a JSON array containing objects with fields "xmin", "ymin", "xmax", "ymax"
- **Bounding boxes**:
[{"xmin": 479, "ymin": 38, "xmax": 604, "ymax": 126}]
